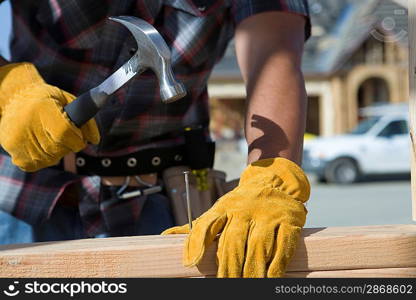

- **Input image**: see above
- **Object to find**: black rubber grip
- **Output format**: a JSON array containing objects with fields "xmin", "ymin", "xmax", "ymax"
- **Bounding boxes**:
[{"xmin": 63, "ymin": 91, "xmax": 99, "ymax": 127}]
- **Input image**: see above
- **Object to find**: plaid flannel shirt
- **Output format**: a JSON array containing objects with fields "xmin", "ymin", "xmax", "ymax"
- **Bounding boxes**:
[{"xmin": 0, "ymin": 0, "xmax": 310, "ymax": 236}]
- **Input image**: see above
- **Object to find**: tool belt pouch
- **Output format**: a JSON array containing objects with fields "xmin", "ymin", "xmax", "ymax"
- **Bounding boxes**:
[{"xmin": 163, "ymin": 166, "xmax": 234, "ymax": 226}]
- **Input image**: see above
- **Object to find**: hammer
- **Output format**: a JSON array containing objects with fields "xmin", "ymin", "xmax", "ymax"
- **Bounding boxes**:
[{"xmin": 64, "ymin": 16, "xmax": 186, "ymax": 127}]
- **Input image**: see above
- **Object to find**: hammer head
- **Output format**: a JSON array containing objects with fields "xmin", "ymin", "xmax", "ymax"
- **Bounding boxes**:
[{"xmin": 110, "ymin": 16, "xmax": 186, "ymax": 103}]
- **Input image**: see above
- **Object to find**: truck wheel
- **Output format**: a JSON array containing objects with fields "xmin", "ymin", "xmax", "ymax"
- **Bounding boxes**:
[{"xmin": 325, "ymin": 158, "xmax": 360, "ymax": 184}]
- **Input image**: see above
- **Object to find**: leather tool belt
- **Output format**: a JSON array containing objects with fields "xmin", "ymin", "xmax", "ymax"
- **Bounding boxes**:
[
  {"xmin": 69, "ymin": 142, "xmax": 215, "ymax": 177},
  {"xmin": 64, "ymin": 126, "xmax": 216, "ymax": 177},
  {"xmin": 60, "ymin": 126, "xmax": 221, "ymax": 210}
]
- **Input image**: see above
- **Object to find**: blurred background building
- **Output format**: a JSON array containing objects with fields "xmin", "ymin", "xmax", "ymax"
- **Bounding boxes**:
[{"xmin": 209, "ymin": 0, "xmax": 409, "ymax": 141}]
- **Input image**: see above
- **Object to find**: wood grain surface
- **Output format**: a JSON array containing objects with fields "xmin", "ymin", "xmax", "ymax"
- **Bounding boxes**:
[{"xmin": 0, "ymin": 225, "xmax": 415, "ymax": 277}]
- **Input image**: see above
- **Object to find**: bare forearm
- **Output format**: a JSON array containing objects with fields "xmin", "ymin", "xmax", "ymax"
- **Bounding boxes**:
[
  {"xmin": 235, "ymin": 11, "xmax": 307, "ymax": 165},
  {"xmin": 245, "ymin": 62, "xmax": 307, "ymax": 165}
]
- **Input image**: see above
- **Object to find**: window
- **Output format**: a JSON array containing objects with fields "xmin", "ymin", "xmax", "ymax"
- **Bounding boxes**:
[
  {"xmin": 350, "ymin": 117, "xmax": 380, "ymax": 135},
  {"xmin": 377, "ymin": 120, "xmax": 408, "ymax": 137}
]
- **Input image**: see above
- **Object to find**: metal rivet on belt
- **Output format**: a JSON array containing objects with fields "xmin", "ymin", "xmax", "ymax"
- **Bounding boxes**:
[
  {"xmin": 152, "ymin": 156, "xmax": 161, "ymax": 166},
  {"xmin": 198, "ymin": 6, "xmax": 206, "ymax": 11},
  {"xmin": 76, "ymin": 157, "xmax": 86, "ymax": 167},
  {"xmin": 127, "ymin": 157, "xmax": 137, "ymax": 167},
  {"xmin": 101, "ymin": 158, "xmax": 112, "ymax": 167},
  {"xmin": 174, "ymin": 154, "xmax": 182, "ymax": 162}
]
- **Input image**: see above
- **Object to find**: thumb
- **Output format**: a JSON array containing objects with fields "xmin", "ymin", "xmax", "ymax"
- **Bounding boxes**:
[{"xmin": 161, "ymin": 224, "xmax": 191, "ymax": 235}]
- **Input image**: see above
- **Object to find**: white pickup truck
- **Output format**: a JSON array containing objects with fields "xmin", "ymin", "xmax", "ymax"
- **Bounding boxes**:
[{"xmin": 303, "ymin": 103, "xmax": 410, "ymax": 184}]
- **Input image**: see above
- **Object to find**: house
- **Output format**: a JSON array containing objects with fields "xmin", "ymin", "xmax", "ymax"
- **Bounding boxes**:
[{"xmin": 208, "ymin": 0, "xmax": 409, "ymax": 138}]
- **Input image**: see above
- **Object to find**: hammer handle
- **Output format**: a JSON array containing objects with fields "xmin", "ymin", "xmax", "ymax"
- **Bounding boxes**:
[{"xmin": 64, "ymin": 91, "xmax": 100, "ymax": 127}]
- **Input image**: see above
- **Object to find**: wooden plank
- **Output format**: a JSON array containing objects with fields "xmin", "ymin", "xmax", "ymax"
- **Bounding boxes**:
[
  {"xmin": 285, "ymin": 268, "xmax": 416, "ymax": 278},
  {"xmin": 0, "ymin": 225, "xmax": 415, "ymax": 278},
  {"xmin": 200, "ymin": 268, "xmax": 416, "ymax": 278},
  {"xmin": 409, "ymin": 0, "xmax": 416, "ymax": 221}
]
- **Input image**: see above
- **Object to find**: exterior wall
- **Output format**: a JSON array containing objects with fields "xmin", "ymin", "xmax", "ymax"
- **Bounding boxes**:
[
  {"xmin": 344, "ymin": 64, "xmax": 409, "ymax": 131},
  {"xmin": 208, "ymin": 80, "xmax": 246, "ymax": 99},
  {"xmin": 330, "ymin": 76, "xmax": 349, "ymax": 135},
  {"xmin": 207, "ymin": 80, "xmax": 246, "ymax": 140},
  {"xmin": 304, "ymin": 81, "xmax": 334, "ymax": 136}
]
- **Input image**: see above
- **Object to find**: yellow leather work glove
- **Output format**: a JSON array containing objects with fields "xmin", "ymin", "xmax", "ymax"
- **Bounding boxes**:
[
  {"xmin": 162, "ymin": 157, "xmax": 310, "ymax": 278},
  {"xmin": 0, "ymin": 63, "xmax": 100, "ymax": 172}
]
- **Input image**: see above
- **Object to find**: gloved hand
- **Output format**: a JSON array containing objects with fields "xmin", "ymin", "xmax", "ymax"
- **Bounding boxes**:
[
  {"xmin": 0, "ymin": 62, "xmax": 100, "ymax": 172},
  {"xmin": 162, "ymin": 157, "xmax": 310, "ymax": 278}
]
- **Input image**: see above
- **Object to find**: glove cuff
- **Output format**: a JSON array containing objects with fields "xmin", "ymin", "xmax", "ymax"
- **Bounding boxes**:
[{"xmin": 239, "ymin": 157, "xmax": 310, "ymax": 203}]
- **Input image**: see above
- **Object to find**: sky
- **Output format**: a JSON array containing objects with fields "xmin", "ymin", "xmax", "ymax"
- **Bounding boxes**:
[{"xmin": 0, "ymin": 0, "xmax": 11, "ymax": 60}]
